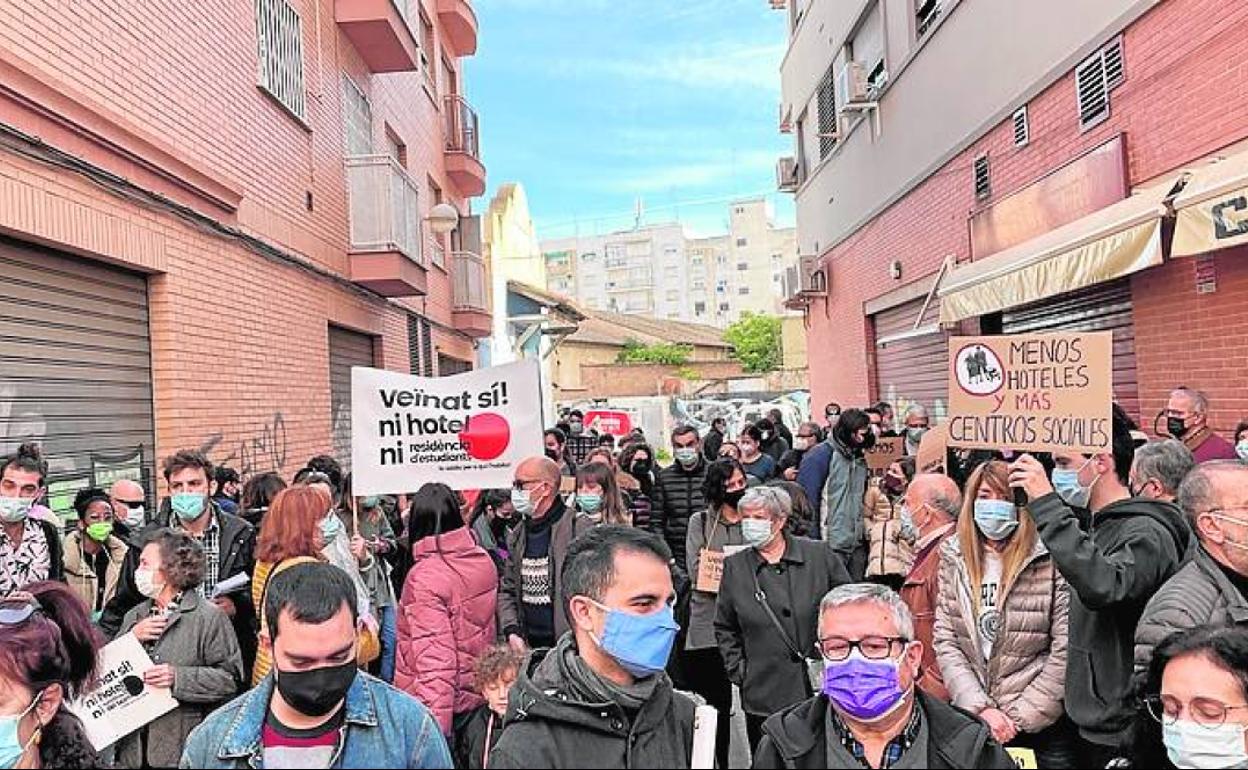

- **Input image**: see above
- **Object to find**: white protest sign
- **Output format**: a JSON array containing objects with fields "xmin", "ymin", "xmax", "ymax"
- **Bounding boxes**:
[
  {"xmin": 351, "ymin": 359, "xmax": 545, "ymax": 494},
  {"xmin": 69, "ymin": 633, "xmax": 178, "ymax": 750}
]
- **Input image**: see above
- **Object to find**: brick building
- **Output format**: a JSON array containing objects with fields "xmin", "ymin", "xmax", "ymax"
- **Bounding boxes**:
[
  {"xmin": 779, "ymin": 0, "xmax": 1248, "ymax": 436},
  {"xmin": 0, "ymin": 0, "xmax": 489, "ymax": 512}
]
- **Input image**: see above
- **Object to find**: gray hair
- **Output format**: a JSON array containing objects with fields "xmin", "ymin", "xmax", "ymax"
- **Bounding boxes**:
[
  {"xmin": 1172, "ymin": 387, "xmax": 1210, "ymax": 414},
  {"xmin": 904, "ymin": 403, "xmax": 929, "ymax": 420},
  {"xmin": 738, "ymin": 486, "xmax": 791, "ymax": 520},
  {"xmin": 1134, "ymin": 439, "xmax": 1196, "ymax": 496},
  {"xmin": 818, "ymin": 583, "xmax": 915, "ymax": 641},
  {"xmin": 1178, "ymin": 461, "xmax": 1248, "ymax": 521}
]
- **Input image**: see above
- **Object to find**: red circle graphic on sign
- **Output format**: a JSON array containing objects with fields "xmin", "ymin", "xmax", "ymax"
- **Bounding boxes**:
[{"xmin": 460, "ymin": 413, "xmax": 511, "ymax": 461}]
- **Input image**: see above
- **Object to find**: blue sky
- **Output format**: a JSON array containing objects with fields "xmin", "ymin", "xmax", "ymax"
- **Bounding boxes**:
[{"xmin": 464, "ymin": 0, "xmax": 795, "ymax": 240}]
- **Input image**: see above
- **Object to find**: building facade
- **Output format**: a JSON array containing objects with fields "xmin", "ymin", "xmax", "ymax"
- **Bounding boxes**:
[
  {"xmin": 780, "ymin": 0, "xmax": 1248, "ymax": 433},
  {"xmin": 0, "ymin": 0, "xmax": 489, "ymax": 511},
  {"xmin": 540, "ymin": 198, "xmax": 799, "ymax": 327}
]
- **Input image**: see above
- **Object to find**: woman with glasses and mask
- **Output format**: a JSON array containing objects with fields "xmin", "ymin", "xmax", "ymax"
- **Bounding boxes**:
[
  {"xmin": 715, "ymin": 485, "xmax": 851, "ymax": 752},
  {"xmin": 339, "ymin": 473, "xmax": 399, "ymax": 683},
  {"xmin": 933, "ymin": 460, "xmax": 1074, "ymax": 767},
  {"xmin": 684, "ymin": 458, "xmax": 749, "ymax": 769},
  {"xmin": 0, "ymin": 582, "xmax": 102, "ymax": 769},
  {"xmin": 1131, "ymin": 624, "xmax": 1248, "ymax": 769}
]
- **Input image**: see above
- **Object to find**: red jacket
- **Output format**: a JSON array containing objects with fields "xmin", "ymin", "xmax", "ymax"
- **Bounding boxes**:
[{"xmin": 395, "ymin": 527, "xmax": 499, "ymax": 735}]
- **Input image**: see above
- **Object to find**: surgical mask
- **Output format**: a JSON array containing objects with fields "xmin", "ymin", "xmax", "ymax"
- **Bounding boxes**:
[
  {"xmin": 741, "ymin": 518, "xmax": 775, "ymax": 548},
  {"xmin": 0, "ymin": 691, "xmax": 43, "ymax": 769},
  {"xmin": 134, "ymin": 567, "xmax": 165, "ymax": 600},
  {"xmin": 1237, "ymin": 440, "xmax": 1248, "ymax": 462},
  {"xmin": 511, "ymin": 488, "xmax": 535, "ymax": 517},
  {"xmin": 906, "ymin": 427, "xmax": 928, "ymax": 444},
  {"xmin": 320, "ymin": 514, "xmax": 343, "ymax": 543},
  {"xmin": 170, "ymin": 492, "xmax": 206, "ymax": 521},
  {"xmin": 899, "ymin": 505, "xmax": 916, "ymax": 539},
  {"xmin": 124, "ymin": 505, "xmax": 145, "ymax": 528},
  {"xmin": 674, "ymin": 448, "xmax": 699, "ymax": 466},
  {"xmin": 275, "ymin": 660, "xmax": 358, "ymax": 717},
  {"xmin": 740, "ymin": 442, "xmax": 758, "ymax": 457},
  {"xmin": 1168, "ymin": 416, "xmax": 1190, "ymax": 439},
  {"xmin": 361, "ymin": 496, "xmax": 380, "ymax": 510},
  {"xmin": 587, "ymin": 599, "xmax": 679, "ymax": 679},
  {"xmin": 568, "ymin": 421, "xmax": 584, "ymax": 436},
  {"xmin": 723, "ymin": 489, "xmax": 746, "ymax": 509},
  {"xmin": 794, "ymin": 437, "xmax": 813, "ymax": 451},
  {"xmin": 822, "ymin": 651, "xmax": 910, "ymax": 723},
  {"xmin": 0, "ymin": 497, "xmax": 32, "ymax": 524},
  {"xmin": 85, "ymin": 521, "xmax": 114, "ymax": 543},
  {"xmin": 761, "ymin": 431, "xmax": 772, "ymax": 442},
  {"xmin": 1164, "ymin": 718, "xmax": 1248, "ymax": 769},
  {"xmin": 973, "ymin": 499, "xmax": 1019, "ymax": 541},
  {"xmin": 577, "ymin": 493, "xmax": 603, "ymax": 515},
  {"xmin": 1052, "ymin": 458, "xmax": 1096, "ymax": 509}
]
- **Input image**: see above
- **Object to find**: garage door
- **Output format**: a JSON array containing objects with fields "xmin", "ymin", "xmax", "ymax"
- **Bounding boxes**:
[
  {"xmin": 0, "ymin": 236, "xmax": 156, "ymax": 518},
  {"xmin": 328, "ymin": 326, "xmax": 376, "ymax": 472},
  {"xmin": 1001, "ymin": 279, "xmax": 1140, "ymax": 421},
  {"xmin": 873, "ymin": 297, "xmax": 949, "ymax": 422}
]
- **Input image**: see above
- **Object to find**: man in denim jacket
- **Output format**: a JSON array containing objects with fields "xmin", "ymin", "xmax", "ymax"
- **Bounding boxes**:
[{"xmin": 180, "ymin": 562, "xmax": 451, "ymax": 769}]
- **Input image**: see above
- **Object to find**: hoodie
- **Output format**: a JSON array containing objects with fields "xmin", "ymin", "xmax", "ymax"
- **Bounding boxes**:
[
  {"xmin": 1027, "ymin": 492, "xmax": 1190, "ymax": 749},
  {"xmin": 489, "ymin": 635, "xmax": 695, "ymax": 769}
]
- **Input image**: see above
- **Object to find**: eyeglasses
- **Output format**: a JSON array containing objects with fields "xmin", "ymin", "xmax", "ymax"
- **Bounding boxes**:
[
  {"xmin": 1201, "ymin": 506, "xmax": 1248, "ymax": 518},
  {"xmin": 1145, "ymin": 694, "xmax": 1248, "ymax": 728},
  {"xmin": 817, "ymin": 635, "xmax": 908, "ymax": 661},
  {"xmin": 115, "ymin": 499, "xmax": 145, "ymax": 509},
  {"xmin": 512, "ymin": 479, "xmax": 543, "ymax": 491}
]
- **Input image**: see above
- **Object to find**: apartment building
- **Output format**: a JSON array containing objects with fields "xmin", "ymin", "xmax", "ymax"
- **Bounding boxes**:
[
  {"xmin": 0, "ymin": 0, "xmax": 489, "ymax": 509},
  {"xmin": 540, "ymin": 199, "xmax": 798, "ymax": 327},
  {"xmin": 778, "ymin": 0, "xmax": 1248, "ymax": 431}
]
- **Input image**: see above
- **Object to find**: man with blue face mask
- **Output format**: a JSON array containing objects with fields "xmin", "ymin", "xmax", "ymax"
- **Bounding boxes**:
[
  {"xmin": 0, "ymin": 443, "xmax": 65, "ymax": 595},
  {"xmin": 490, "ymin": 525, "xmax": 694, "ymax": 769},
  {"xmin": 1009, "ymin": 404, "xmax": 1191, "ymax": 767}
]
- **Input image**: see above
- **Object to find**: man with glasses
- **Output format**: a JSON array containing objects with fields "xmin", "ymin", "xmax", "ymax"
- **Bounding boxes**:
[
  {"xmin": 753, "ymin": 583, "xmax": 1014, "ymax": 769},
  {"xmin": 109, "ymin": 478, "xmax": 148, "ymax": 539},
  {"xmin": 498, "ymin": 455, "xmax": 595, "ymax": 652},
  {"xmin": 1135, "ymin": 461, "xmax": 1248, "ymax": 673},
  {"xmin": 1130, "ymin": 439, "xmax": 1196, "ymax": 505}
]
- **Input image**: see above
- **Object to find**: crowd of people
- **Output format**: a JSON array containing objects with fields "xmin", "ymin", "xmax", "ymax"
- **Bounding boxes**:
[{"xmin": 0, "ymin": 384, "xmax": 1246, "ymax": 768}]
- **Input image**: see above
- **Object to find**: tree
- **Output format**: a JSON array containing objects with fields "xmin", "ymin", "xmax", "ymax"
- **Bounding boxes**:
[
  {"xmin": 724, "ymin": 313, "xmax": 782, "ymax": 373},
  {"xmin": 616, "ymin": 339, "xmax": 692, "ymax": 366}
]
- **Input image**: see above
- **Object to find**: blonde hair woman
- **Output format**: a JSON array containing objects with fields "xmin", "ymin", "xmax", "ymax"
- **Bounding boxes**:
[{"xmin": 933, "ymin": 460, "xmax": 1074, "ymax": 766}]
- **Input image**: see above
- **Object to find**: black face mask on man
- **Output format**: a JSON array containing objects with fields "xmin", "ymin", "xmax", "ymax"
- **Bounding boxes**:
[
  {"xmin": 275, "ymin": 660, "xmax": 358, "ymax": 717},
  {"xmin": 1167, "ymin": 415, "xmax": 1190, "ymax": 439}
]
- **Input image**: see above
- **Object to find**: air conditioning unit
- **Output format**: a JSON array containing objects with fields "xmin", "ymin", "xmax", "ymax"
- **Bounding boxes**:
[
  {"xmin": 776, "ymin": 156, "xmax": 800, "ymax": 192},
  {"xmin": 837, "ymin": 61, "xmax": 871, "ymax": 108},
  {"xmin": 768, "ymin": 0, "xmax": 786, "ymax": 9},
  {"xmin": 799, "ymin": 254, "xmax": 827, "ymax": 294}
]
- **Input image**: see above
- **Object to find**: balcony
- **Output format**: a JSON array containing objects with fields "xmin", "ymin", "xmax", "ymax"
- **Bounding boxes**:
[
  {"xmin": 451, "ymin": 251, "xmax": 491, "ymax": 337},
  {"xmin": 335, "ymin": 0, "xmax": 421, "ymax": 73},
  {"xmin": 437, "ymin": 0, "xmax": 478, "ymax": 57},
  {"xmin": 444, "ymin": 95, "xmax": 486, "ymax": 197},
  {"xmin": 346, "ymin": 155, "xmax": 427, "ymax": 296}
]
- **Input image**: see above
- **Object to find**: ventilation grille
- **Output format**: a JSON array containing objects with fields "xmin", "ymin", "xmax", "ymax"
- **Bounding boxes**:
[
  {"xmin": 974, "ymin": 155, "xmax": 991, "ymax": 200},
  {"xmin": 1013, "ymin": 106, "xmax": 1029, "ymax": 147}
]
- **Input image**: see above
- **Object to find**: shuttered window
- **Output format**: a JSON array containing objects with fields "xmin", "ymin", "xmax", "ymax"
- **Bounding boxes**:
[
  {"xmin": 817, "ymin": 65, "xmax": 837, "ymax": 159},
  {"xmin": 255, "ymin": 0, "xmax": 305, "ymax": 120},
  {"xmin": 328, "ymin": 326, "xmax": 376, "ymax": 473},
  {"xmin": 0, "ymin": 237, "xmax": 156, "ymax": 517},
  {"xmin": 1077, "ymin": 37, "xmax": 1125, "ymax": 131},
  {"xmin": 437, "ymin": 354, "xmax": 472, "ymax": 376},
  {"xmin": 342, "ymin": 77, "xmax": 373, "ymax": 156},
  {"xmin": 974, "ymin": 155, "xmax": 991, "ymax": 200}
]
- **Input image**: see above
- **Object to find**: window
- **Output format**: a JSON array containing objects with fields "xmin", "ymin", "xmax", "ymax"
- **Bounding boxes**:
[
  {"xmin": 695, "ymin": 301, "xmax": 707, "ymax": 315},
  {"xmin": 581, "ymin": 251, "xmax": 597, "ymax": 261},
  {"xmin": 427, "ymin": 177, "xmax": 447, "ymax": 268},
  {"xmin": 773, "ymin": 272, "xmax": 782, "ymax": 283},
  {"xmin": 691, "ymin": 256, "xmax": 704, "ymax": 266},
  {"xmin": 665, "ymin": 266, "xmax": 680, "ymax": 279},
  {"xmin": 692, "ymin": 280, "xmax": 706, "ymax": 290},
  {"xmin": 626, "ymin": 241, "xmax": 651, "ymax": 257},
  {"xmin": 1077, "ymin": 38, "xmax": 1125, "ymax": 130},
  {"xmin": 342, "ymin": 77, "xmax": 372, "ymax": 156},
  {"xmin": 666, "ymin": 290, "xmax": 680, "ymax": 302},
  {"xmin": 716, "ymin": 280, "xmax": 728, "ymax": 294},
  {"xmin": 255, "ymin": 0, "xmax": 305, "ymax": 119},
  {"xmin": 385, "ymin": 125, "xmax": 407, "ymax": 167},
  {"xmin": 419, "ymin": 9, "xmax": 436, "ymax": 89},
  {"xmin": 916, "ymin": 0, "xmax": 941, "ymax": 38},
  {"xmin": 817, "ymin": 65, "xmax": 837, "ymax": 159},
  {"xmin": 738, "ymin": 286, "xmax": 750, "ymax": 296},
  {"xmin": 734, "ymin": 206, "xmax": 745, "ymax": 215},
  {"xmin": 718, "ymin": 302, "xmax": 731, "ymax": 313},
  {"xmin": 716, "ymin": 255, "xmax": 728, "ymax": 265},
  {"xmin": 736, "ymin": 237, "xmax": 748, "ymax": 247},
  {"xmin": 737, "ymin": 261, "xmax": 749, "ymax": 271},
  {"xmin": 664, "ymin": 245, "xmax": 679, "ymax": 257},
  {"xmin": 441, "ymin": 55, "xmax": 457, "ymax": 99},
  {"xmin": 1013, "ymin": 106, "xmax": 1029, "ymax": 147},
  {"xmin": 974, "ymin": 155, "xmax": 990, "ymax": 200}
]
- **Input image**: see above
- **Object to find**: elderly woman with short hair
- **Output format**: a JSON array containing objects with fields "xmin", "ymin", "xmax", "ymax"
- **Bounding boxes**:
[{"xmin": 714, "ymin": 485, "xmax": 851, "ymax": 751}]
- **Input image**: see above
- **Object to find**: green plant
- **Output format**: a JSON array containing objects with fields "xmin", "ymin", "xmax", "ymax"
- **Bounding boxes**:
[
  {"xmin": 724, "ymin": 313, "xmax": 783, "ymax": 373},
  {"xmin": 675, "ymin": 365, "xmax": 699, "ymax": 380},
  {"xmin": 616, "ymin": 338, "xmax": 693, "ymax": 366}
]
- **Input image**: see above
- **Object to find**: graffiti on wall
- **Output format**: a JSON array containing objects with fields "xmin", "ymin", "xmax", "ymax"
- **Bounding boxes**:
[{"xmin": 198, "ymin": 412, "xmax": 289, "ymax": 480}]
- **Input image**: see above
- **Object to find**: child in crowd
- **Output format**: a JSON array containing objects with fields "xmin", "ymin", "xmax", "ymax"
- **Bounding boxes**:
[{"xmin": 457, "ymin": 644, "xmax": 526, "ymax": 769}]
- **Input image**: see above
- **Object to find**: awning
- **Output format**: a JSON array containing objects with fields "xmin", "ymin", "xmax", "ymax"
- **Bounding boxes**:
[
  {"xmin": 1172, "ymin": 147, "xmax": 1248, "ymax": 257},
  {"xmin": 938, "ymin": 179, "xmax": 1174, "ymax": 323}
]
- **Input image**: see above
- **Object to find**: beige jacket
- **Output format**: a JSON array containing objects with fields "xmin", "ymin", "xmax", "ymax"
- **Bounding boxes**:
[
  {"xmin": 863, "ymin": 482, "xmax": 914, "ymax": 578},
  {"xmin": 62, "ymin": 530, "xmax": 127, "ymax": 613},
  {"xmin": 932, "ymin": 535, "xmax": 1069, "ymax": 733}
]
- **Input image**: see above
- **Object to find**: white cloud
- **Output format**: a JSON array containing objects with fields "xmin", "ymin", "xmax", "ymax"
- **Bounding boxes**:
[{"xmin": 601, "ymin": 148, "xmax": 780, "ymax": 194}]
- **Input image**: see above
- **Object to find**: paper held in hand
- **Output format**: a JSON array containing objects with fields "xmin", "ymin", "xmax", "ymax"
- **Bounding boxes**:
[
  {"xmin": 69, "ymin": 633, "xmax": 179, "ymax": 750},
  {"xmin": 694, "ymin": 545, "xmax": 750, "ymax": 594}
]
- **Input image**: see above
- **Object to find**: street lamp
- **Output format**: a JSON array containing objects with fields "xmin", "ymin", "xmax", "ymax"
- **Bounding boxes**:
[{"xmin": 426, "ymin": 203, "xmax": 460, "ymax": 235}]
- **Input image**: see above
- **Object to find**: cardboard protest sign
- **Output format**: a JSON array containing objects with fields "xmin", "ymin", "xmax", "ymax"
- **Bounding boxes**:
[
  {"xmin": 864, "ymin": 437, "xmax": 905, "ymax": 470},
  {"xmin": 70, "ymin": 633, "xmax": 178, "ymax": 750},
  {"xmin": 352, "ymin": 360, "xmax": 545, "ymax": 494},
  {"xmin": 947, "ymin": 332, "xmax": 1113, "ymax": 454},
  {"xmin": 915, "ymin": 424, "xmax": 948, "ymax": 473}
]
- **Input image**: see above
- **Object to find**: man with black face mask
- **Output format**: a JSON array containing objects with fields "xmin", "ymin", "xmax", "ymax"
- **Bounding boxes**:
[
  {"xmin": 181, "ymin": 562, "xmax": 451, "ymax": 768},
  {"xmin": 797, "ymin": 409, "xmax": 873, "ymax": 580},
  {"xmin": 1166, "ymin": 387, "xmax": 1239, "ymax": 463}
]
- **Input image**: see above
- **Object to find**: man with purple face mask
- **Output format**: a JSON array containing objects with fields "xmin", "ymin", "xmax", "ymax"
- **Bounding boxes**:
[{"xmin": 752, "ymin": 583, "xmax": 1015, "ymax": 769}]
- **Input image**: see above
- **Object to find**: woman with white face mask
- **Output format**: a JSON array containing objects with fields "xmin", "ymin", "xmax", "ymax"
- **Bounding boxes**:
[
  {"xmin": 1132, "ymin": 624, "xmax": 1248, "ymax": 769},
  {"xmin": 933, "ymin": 460, "xmax": 1075, "ymax": 767}
]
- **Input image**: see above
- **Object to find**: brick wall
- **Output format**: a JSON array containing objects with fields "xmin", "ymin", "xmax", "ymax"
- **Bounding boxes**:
[{"xmin": 806, "ymin": 0, "xmax": 1248, "ymax": 415}]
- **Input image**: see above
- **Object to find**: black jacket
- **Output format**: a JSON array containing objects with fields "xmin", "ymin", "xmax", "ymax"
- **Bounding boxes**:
[
  {"xmin": 651, "ymin": 458, "xmax": 708, "ymax": 576},
  {"xmin": 456, "ymin": 705, "xmax": 503, "ymax": 769},
  {"xmin": 490, "ymin": 641, "xmax": 696, "ymax": 769},
  {"xmin": 761, "ymin": 435, "xmax": 790, "ymax": 463},
  {"xmin": 702, "ymin": 428, "xmax": 725, "ymax": 462},
  {"xmin": 752, "ymin": 692, "xmax": 1016, "ymax": 769},
  {"xmin": 99, "ymin": 503, "xmax": 257, "ymax": 670},
  {"xmin": 1029, "ymin": 492, "xmax": 1190, "ymax": 748},
  {"xmin": 714, "ymin": 534, "xmax": 850, "ymax": 716}
]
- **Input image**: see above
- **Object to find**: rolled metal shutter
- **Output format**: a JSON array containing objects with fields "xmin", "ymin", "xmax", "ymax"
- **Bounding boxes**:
[
  {"xmin": 873, "ymin": 298, "xmax": 950, "ymax": 422},
  {"xmin": 1001, "ymin": 279, "xmax": 1140, "ymax": 421},
  {"xmin": 0, "ymin": 236, "xmax": 155, "ymax": 517},
  {"xmin": 328, "ymin": 326, "xmax": 376, "ymax": 472}
]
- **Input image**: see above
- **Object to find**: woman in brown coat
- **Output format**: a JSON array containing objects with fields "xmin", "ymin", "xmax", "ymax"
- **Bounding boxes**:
[
  {"xmin": 933, "ymin": 460, "xmax": 1075, "ymax": 767},
  {"xmin": 864, "ymin": 458, "xmax": 916, "ymax": 591}
]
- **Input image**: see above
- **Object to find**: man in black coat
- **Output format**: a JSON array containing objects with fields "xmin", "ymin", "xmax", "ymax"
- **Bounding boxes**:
[
  {"xmin": 753, "ymin": 582, "xmax": 1015, "ymax": 769},
  {"xmin": 651, "ymin": 425, "xmax": 708, "ymax": 575}
]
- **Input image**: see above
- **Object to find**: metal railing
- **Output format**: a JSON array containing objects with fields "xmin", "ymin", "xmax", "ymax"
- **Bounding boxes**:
[
  {"xmin": 451, "ymin": 250, "xmax": 488, "ymax": 312},
  {"xmin": 428, "ymin": 235, "xmax": 446, "ymax": 269},
  {"xmin": 444, "ymin": 94, "xmax": 480, "ymax": 158},
  {"xmin": 345, "ymin": 155, "xmax": 423, "ymax": 263}
]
